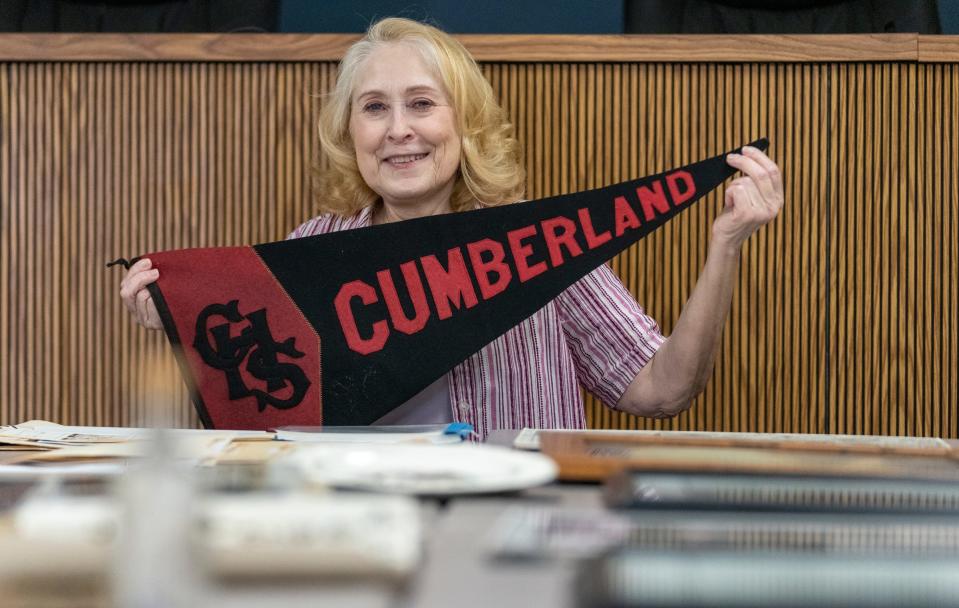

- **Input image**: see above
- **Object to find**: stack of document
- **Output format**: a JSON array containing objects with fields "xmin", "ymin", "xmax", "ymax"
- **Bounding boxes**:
[
  {"xmin": 0, "ymin": 421, "xmax": 276, "ymax": 475},
  {"xmin": 0, "ymin": 421, "xmax": 475, "ymax": 474},
  {"xmin": 0, "ymin": 420, "xmax": 273, "ymax": 448}
]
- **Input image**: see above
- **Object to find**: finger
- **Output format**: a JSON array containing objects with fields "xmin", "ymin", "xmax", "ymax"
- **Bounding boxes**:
[
  {"xmin": 142, "ymin": 292, "xmax": 162, "ymax": 330},
  {"xmin": 737, "ymin": 178, "xmax": 763, "ymax": 204},
  {"xmin": 736, "ymin": 180, "xmax": 781, "ymax": 224},
  {"xmin": 135, "ymin": 289, "xmax": 148, "ymax": 324},
  {"xmin": 741, "ymin": 146, "xmax": 779, "ymax": 174},
  {"xmin": 120, "ymin": 259, "xmax": 154, "ymax": 304},
  {"xmin": 726, "ymin": 153, "xmax": 777, "ymax": 199},
  {"xmin": 132, "ymin": 258, "xmax": 153, "ymax": 272},
  {"xmin": 135, "ymin": 289, "xmax": 154, "ymax": 327},
  {"xmin": 731, "ymin": 168, "xmax": 781, "ymax": 220},
  {"xmin": 742, "ymin": 146, "xmax": 784, "ymax": 196},
  {"xmin": 120, "ymin": 269, "xmax": 160, "ymax": 312},
  {"xmin": 120, "ymin": 275, "xmax": 139, "ymax": 314},
  {"xmin": 146, "ymin": 306, "xmax": 162, "ymax": 330},
  {"xmin": 724, "ymin": 181, "xmax": 747, "ymax": 209},
  {"xmin": 122, "ymin": 258, "xmax": 153, "ymax": 286},
  {"xmin": 120, "ymin": 285, "xmax": 136, "ymax": 314},
  {"xmin": 737, "ymin": 180, "xmax": 768, "ymax": 212},
  {"xmin": 728, "ymin": 181, "xmax": 772, "ymax": 224},
  {"xmin": 130, "ymin": 268, "xmax": 160, "ymax": 291}
]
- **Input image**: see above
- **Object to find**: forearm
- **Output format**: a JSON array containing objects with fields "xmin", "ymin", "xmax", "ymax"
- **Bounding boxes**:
[
  {"xmin": 618, "ymin": 236, "xmax": 741, "ymax": 416},
  {"xmin": 657, "ymin": 237, "xmax": 741, "ymax": 396},
  {"xmin": 616, "ymin": 144, "xmax": 783, "ymax": 418}
]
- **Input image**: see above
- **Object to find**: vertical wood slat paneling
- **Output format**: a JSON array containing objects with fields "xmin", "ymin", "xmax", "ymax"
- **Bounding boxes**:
[
  {"xmin": 1, "ymin": 62, "xmax": 335, "ymax": 428},
  {"xmin": 0, "ymin": 59, "xmax": 956, "ymax": 437},
  {"xmin": 546, "ymin": 62, "xmax": 833, "ymax": 436}
]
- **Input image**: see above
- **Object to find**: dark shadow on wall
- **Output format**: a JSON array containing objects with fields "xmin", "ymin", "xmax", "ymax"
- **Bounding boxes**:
[
  {"xmin": 1, "ymin": 1, "xmax": 954, "ymax": 35},
  {"xmin": 277, "ymin": 0, "xmax": 623, "ymax": 33},
  {"xmin": 624, "ymin": 0, "xmax": 942, "ymax": 33},
  {"xmin": 0, "ymin": 0, "xmax": 278, "ymax": 32}
]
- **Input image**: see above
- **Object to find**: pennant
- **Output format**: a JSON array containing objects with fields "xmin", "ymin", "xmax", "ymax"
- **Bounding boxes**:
[{"xmin": 113, "ymin": 139, "xmax": 767, "ymax": 429}]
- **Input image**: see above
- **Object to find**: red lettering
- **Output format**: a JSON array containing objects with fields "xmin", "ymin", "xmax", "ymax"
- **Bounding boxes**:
[
  {"xmin": 666, "ymin": 170, "xmax": 696, "ymax": 206},
  {"xmin": 578, "ymin": 207, "xmax": 612, "ymax": 249},
  {"xmin": 334, "ymin": 280, "xmax": 389, "ymax": 355},
  {"xmin": 507, "ymin": 225, "xmax": 547, "ymax": 282},
  {"xmin": 541, "ymin": 216, "xmax": 583, "ymax": 268},
  {"xmin": 467, "ymin": 239, "xmax": 512, "ymax": 299},
  {"xmin": 637, "ymin": 181, "xmax": 670, "ymax": 221},
  {"xmin": 420, "ymin": 248, "xmax": 479, "ymax": 320},
  {"xmin": 614, "ymin": 195, "xmax": 641, "ymax": 236},
  {"xmin": 376, "ymin": 262, "xmax": 430, "ymax": 335}
]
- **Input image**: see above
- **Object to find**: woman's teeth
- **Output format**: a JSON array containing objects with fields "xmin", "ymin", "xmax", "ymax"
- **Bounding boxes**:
[{"xmin": 387, "ymin": 153, "xmax": 427, "ymax": 166}]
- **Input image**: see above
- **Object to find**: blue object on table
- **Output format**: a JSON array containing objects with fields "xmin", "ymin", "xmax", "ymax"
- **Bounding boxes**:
[{"xmin": 444, "ymin": 423, "xmax": 474, "ymax": 439}]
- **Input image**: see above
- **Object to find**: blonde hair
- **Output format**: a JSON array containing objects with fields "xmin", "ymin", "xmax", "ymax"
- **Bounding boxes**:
[{"xmin": 314, "ymin": 17, "xmax": 525, "ymax": 217}]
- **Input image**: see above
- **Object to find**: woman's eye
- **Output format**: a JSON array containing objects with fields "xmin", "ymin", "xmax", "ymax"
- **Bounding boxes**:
[
  {"xmin": 362, "ymin": 102, "xmax": 387, "ymax": 114},
  {"xmin": 409, "ymin": 99, "xmax": 435, "ymax": 112}
]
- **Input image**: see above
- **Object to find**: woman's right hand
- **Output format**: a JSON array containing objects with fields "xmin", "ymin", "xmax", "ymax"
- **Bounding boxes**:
[{"xmin": 119, "ymin": 258, "xmax": 163, "ymax": 330}]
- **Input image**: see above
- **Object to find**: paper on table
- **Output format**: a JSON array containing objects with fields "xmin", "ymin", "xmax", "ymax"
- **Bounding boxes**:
[
  {"xmin": 0, "ymin": 462, "xmax": 127, "ymax": 478},
  {"xmin": 275, "ymin": 423, "xmax": 473, "ymax": 445},
  {"xmin": 0, "ymin": 420, "xmax": 274, "ymax": 449},
  {"xmin": 4, "ymin": 435, "xmax": 234, "ymax": 466},
  {"xmin": 212, "ymin": 440, "xmax": 296, "ymax": 465},
  {"xmin": 0, "ymin": 441, "xmax": 50, "ymax": 451}
]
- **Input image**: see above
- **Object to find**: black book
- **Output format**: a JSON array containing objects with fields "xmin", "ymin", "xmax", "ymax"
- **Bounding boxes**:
[
  {"xmin": 603, "ymin": 469, "xmax": 959, "ymax": 514},
  {"xmin": 576, "ymin": 549, "xmax": 959, "ymax": 608}
]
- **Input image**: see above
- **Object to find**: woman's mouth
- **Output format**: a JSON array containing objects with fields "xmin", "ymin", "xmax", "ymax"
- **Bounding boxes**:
[{"xmin": 384, "ymin": 153, "xmax": 428, "ymax": 168}]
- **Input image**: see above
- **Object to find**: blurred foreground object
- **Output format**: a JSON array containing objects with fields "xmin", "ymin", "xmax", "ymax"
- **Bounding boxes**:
[
  {"xmin": 12, "ymin": 484, "xmax": 421, "ymax": 581},
  {"xmin": 286, "ymin": 442, "xmax": 558, "ymax": 495},
  {"xmin": 538, "ymin": 429, "xmax": 957, "ymax": 482},
  {"xmin": 576, "ymin": 550, "xmax": 959, "ymax": 608},
  {"xmin": 112, "ymin": 430, "xmax": 203, "ymax": 607}
]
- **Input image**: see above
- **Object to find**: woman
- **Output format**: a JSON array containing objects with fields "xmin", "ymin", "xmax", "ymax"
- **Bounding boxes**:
[{"xmin": 120, "ymin": 18, "xmax": 783, "ymax": 436}]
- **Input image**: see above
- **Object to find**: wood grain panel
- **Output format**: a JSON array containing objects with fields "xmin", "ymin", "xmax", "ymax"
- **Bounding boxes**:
[
  {"xmin": 0, "ymin": 33, "xmax": 361, "ymax": 62},
  {"xmin": 573, "ymin": 62, "xmax": 831, "ymax": 434},
  {"xmin": 918, "ymin": 35, "xmax": 959, "ymax": 62},
  {"xmin": 1, "ymin": 35, "xmax": 955, "ymax": 437},
  {"xmin": 917, "ymin": 63, "xmax": 959, "ymax": 437},
  {"xmin": 0, "ymin": 33, "xmax": 918, "ymax": 63},
  {"xmin": 1, "ymin": 61, "xmax": 335, "ymax": 428},
  {"xmin": 462, "ymin": 33, "xmax": 917, "ymax": 63}
]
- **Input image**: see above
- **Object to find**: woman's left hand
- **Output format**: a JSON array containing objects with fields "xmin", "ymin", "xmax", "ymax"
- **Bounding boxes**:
[{"xmin": 713, "ymin": 145, "xmax": 784, "ymax": 249}]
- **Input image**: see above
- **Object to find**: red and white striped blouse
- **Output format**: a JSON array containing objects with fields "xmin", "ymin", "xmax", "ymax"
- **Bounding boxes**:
[{"xmin": 288, "ymin": 208, "xmax": 666, "ymax": 439}]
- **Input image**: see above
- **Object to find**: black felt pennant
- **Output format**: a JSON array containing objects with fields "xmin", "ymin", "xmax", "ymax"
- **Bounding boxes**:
[{"xmin": 116, "ymin": 139, "xmax": 767, "ymax": 429}]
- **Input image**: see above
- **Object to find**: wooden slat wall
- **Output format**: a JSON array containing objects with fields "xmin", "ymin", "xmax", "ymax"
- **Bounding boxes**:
[
  {"xmin": 543, "ymin": 63, "xmax": 834, "ymax": 434},
  {"xmin": 1, "ymin": 35, "xmax": 956, "ymax": 437},
  {"xmin": 1, "ymin": 62, "xmax": 335, "ymax": 427}
]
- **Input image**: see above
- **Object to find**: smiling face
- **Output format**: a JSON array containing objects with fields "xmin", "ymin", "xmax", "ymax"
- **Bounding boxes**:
[{"xmin": 349, "ymin": 43, "xmax": 461, "ymax": 220}]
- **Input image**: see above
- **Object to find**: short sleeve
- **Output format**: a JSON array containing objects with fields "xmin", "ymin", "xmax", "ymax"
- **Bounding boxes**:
[
  {"xmin": 286, "ymin": 208, "xmax": 372, "ymax": 240},
  {"xmin": 554, "ymin": 264, "xmax": 666, "ymax": 408},
  {"xmin": 286, "ymin": 216, "xmax": 324, "ymax": 240}
]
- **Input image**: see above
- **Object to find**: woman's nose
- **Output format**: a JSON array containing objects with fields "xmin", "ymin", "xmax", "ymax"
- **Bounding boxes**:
[{"xmin": 386, "ymin": 109, "xmax": 414, "ymax": 142}]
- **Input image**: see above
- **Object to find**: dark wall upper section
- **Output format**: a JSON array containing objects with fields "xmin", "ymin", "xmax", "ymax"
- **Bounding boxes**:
[
  {"xmin": 0, "ymin": 0, "xmax": 279, "ymax": 32},
  {"xmin": 943, "ymin": 0, "xmax": 959, "ymax": 31},
  {"xmin": 624, "ymin": 0, "xmax": 941, "ymax": 34},
  {"xmin": 278, "ymin": 0, "xmax": 623, "ymax": 34},
  {"xmin": 281, "ymin": 0, "xmax": 958, "ymax": 35},
  {"xmin": 2, "ymin": 0, "xmax": 957, "ymax": 33}
]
